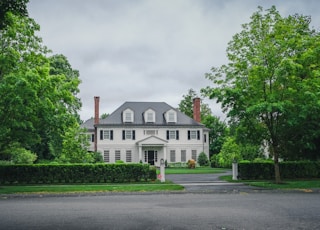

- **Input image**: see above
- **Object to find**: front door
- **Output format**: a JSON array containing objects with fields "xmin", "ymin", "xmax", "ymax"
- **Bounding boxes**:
[{"xmin": 147, "ymin": 150, "xmax": 155, "ymax": 165}]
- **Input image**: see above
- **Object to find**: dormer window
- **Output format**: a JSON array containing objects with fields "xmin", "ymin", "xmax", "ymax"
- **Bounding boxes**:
[
  {"xmin": 144, "ymin": 109, "xmax": 155, "ymax": 123},
  {"xmin": 123, "ymin": 108, "xmax": 134, "ymax": 123},
  {"xmin": 165, "ymin": 109, "xmax": 177, "ymax": 123}
]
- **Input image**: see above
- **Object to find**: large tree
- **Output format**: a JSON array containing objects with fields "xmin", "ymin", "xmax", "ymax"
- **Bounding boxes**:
[
  {"xmin": 203, "ymin": 6, "xmax": 320, "ymax": 183},
  {"xmin": 0, "ymin": 7, "xmax": 84, "ymax": 161}
]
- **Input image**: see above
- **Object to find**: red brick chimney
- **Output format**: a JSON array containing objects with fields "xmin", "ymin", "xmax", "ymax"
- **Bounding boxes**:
[
  {"xmin": 94, "ymin": 96, "xmax": 100, "ymax": 152},
  {"xmin": 193, "ymin": 97, "xmax": 201, "ymax": 123}
]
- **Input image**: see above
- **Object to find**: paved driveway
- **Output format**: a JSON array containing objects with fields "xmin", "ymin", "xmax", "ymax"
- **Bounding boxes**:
[{"xmin": 165, "ymin": 170, "xmax": 267, "ymax": 193}]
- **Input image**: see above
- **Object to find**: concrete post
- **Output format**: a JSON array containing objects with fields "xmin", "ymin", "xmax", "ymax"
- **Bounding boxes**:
[
  {"xmin": 232, "ymin": 162, "xmax": 238, "ymax": 180},
  {"xmin": 160, "ymin": 159, "xmax": 165, "ymax": 182}
]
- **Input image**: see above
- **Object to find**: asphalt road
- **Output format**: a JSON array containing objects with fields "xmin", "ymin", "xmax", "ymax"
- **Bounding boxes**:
[{"xmin": 1, "ymin": 193, "xmax": 319, "ymax": 230}]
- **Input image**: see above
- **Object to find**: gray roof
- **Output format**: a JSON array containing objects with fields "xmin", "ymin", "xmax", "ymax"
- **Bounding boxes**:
[{"xmin": 82, "ymin": 101, "xmax": 205, "ymax": 128}]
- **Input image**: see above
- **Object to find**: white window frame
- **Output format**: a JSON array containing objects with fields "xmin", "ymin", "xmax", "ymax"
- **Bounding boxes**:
[
  {"xmin": 190, "ymin": 130, "xmax": 197, "ymax": 139},
  {"xmin": 103, "ymin": 150, "xmax": 110, "ymax": 163},
  {"xmin": 165, "ymin": 109, "xmax": 177, "ymax": 123},
  {"xmin": 123, "ymin": 109, "xmax": 134, "ymax": 123},
  {"xmin": 169, "ymin": 130, "xmax": 176, "ymax": 139},
  {"xmin": 170, "ymin": 150, "xmax": 176, "ymax": 162}
]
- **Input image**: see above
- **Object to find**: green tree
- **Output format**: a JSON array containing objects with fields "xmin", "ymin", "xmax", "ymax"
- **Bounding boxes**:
[
  {"xmin": 0, "ymin": 0, "xmax": 29, "ymax": 29},
  {"xmin": 58, "ymin": 125, "xmax": 93, "ymax": 163},
  {"xmin": 202, "ymin": 115, "xmax": 227, "ymax": 156},
  {"xmin": 203, "ymin": 6, "xmax": 320, "ymax": 183},
  {"xmin": 0, "ymin": 9, "xmax": 84, "ymax": 162},
  {"xmin": 214, "ymin": 137, "xmax": 241, "ymax": 168},
  {"xmin": 178, "ymin": 88, "xmax": 212, "ymax": 120}
]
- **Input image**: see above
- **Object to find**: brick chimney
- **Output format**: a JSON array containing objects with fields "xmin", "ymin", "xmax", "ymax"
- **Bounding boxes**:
[
  {"xmin": 193, "ymin": 97, "xmax": 201, "ymax": 123},
  {"xmin": 94, "ymin": 96, "xmax": 100, "ymax": 152}
]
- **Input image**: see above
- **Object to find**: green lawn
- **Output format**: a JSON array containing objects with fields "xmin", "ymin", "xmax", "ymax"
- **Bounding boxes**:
[
  {"xmin": 220, "ymin": 175, "xmax": 320, "ymax": 189},
  {"xmin": 158, "ymin": 167, "xmax": 227, "ymax": 174},
  {"xmin": 0, "ymin": 182, "xmax": 184, "ymax": 195}
]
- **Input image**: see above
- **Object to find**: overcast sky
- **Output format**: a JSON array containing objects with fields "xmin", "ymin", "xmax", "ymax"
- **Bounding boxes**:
[{"xmin": 27, "ymin": 0, "xmax": 320, "ymax": 121}]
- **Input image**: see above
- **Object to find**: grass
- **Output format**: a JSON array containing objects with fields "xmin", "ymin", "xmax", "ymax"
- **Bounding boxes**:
[
  {"xmin": 158, "ymin": 167, "xmax": 227, "ymax": 174},
  {"xmin": 220, "ymin": 175, "xmax": 320, "ymax": 189},
  {"xmin": 0, "ymin": 181, "xmax": 184, "ymax": 195},
  {"xmin": 0, "ymin": 167, "xmax": 224, "ymax": 195}
]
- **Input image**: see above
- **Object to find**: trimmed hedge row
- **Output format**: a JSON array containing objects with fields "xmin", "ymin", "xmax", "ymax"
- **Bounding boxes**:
[
  {"xmin": 0, "ymin": 163, "xmax": 157, "ymax": 184},
  {"xmin": 238, "ymin": 161, "xmax": 320, "ymax": 180}
]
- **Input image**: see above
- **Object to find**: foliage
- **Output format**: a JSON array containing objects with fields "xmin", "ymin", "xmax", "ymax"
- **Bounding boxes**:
[
  {"xmin": 187, "ymin": 159, "xmax": 196, "ymax": 169},
  {"xmin": 0, "ymin": 9, "xmax": 83, "ymax": 162},
  {"xmin": 203, "ymin": 6, "xmax": 320, "ymax": 183},
  {"xmin": 202, "ymin": 115, "xmax": 227, "ymax": 156},
  {"xmin": 0, "ymin": 163, "xmax": 152, "ymax": 184},
  {"xmin": 214, "ymin": 137, "xmax": 241, "ymax": 168},
  {"xmin": 2, "ymin": 142, "xmax": 37, "ymax": 164},
  {"xmin": 239, "ymin": 161, "xmax": 320, "ymax": 180},
  {"xmin": 197, "ymin": 152, "xmax": 209, "ymax": 166},
  {"xmin": 178, "ymin": 88, "xmax": 212, "ymax": 120},
  {"xmin": 0, "ymin": 0, "xmax": 29, "ymax": 29},
  {"xmin": 58, "ymin": 126, "xmax": 93, "ymax": 163},
  {"xmin": 90, "ymin": 151, "xmax": 104, "ymax": 163}
]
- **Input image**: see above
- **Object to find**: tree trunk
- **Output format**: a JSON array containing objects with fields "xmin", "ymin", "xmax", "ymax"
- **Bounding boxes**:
[{"xmin": 273, "ymin": 148, "xmax": 281, "ymax": 184}]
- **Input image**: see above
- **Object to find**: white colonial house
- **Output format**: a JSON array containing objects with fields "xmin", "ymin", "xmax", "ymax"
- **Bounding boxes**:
[{"xmin": 81, "ymin": 97, "xmax": 210, "ymax": 166}]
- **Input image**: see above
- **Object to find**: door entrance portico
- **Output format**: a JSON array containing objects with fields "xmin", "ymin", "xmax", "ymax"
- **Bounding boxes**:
[{"xmin": 136, "ymin": 136, "xmax": 168, "ymax": 166}]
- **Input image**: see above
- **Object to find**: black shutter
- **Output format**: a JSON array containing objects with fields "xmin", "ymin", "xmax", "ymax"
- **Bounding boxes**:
[
  {"xmin": 166, "ymin": 130, "xmax": 169, "ymax": 140},
  {"xmin": 132, "ymin": 130, "xmax": 135, "ymax": 140},
  {"xmin": 110, "ymin": 130, "xmax": 113, "ymax": 140},
  {"xmin": 197, "ymin": 130, "xmax": 200, "ymax": 140},
  {"xmin": 100, "ymin": 130, "xmax": 103, "ymax": 140},
  {"xmin": 176, "ymin": 130, "xmax": 179, "ymax": 140},
  {"xmin": 91, "ymin": 134, "xmax": 94, "ymax": 142},
  {"xmin": 204, "ymin": 134, "xmax": 207, "ymax": 143},
  {"xmin": 122, "ymin": 130, "xmax": 125, "ymax": 140},
  {"xmin": 188, "ymin": 130, "xmax": 190, "ymax": 140}
]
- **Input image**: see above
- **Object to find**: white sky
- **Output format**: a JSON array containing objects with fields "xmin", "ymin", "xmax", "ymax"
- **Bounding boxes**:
[{"xmin": 27, "ymin": 0, "xmax": 320, "ymax": 121}]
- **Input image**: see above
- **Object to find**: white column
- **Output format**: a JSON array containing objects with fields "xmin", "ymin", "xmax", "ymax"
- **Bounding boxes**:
[
  {"xmin": 138, "ymin": 145, "xmax": 142, "ymax": 162},
  {"xmin": 163, "ymin": 144, "xmax": 167, "ymax": 161}
]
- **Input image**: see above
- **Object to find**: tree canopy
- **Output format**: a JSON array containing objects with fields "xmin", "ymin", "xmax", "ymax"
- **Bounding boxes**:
[
  {"xmin": 203, "ymin": 6, "xmax": 320, "ymax": 183},
  {"xmin": 0, "ymin": 2, "xmax": 88, "ymax": 163}
]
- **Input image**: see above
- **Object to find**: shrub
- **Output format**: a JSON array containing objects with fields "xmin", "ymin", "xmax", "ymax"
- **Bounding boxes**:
[
  {"xmin": 238, "ymin": 161, "xmax": 320, "ymax": 180},
  {"xmin": 0, "ymin": 163, "xmax": 153, "ymax": 184},
  {"xmin": 4, "ymin": 143, "xmax": 37, "ymax": 164},
  {"xmin": 197, "ymin": 152, "xmax": 209, "ymax": 166},
  {"xmin": 116, "ymin": 160, "xmax": 124, "ymax": 164},
  {"xmin": 187, "ymin": 159, "xmax": 196, "ymax": 169}
]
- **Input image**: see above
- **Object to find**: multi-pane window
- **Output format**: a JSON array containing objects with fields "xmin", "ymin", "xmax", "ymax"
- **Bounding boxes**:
[
  {"xmin": 191, "ymin": 150, "xmax": 197, "ymax": 161},
  {"xmin": 144, "ymin": 130, "xmax": 158, "ymax": 135},
  {"xmin": 188, "ymin": 130, "xmax": 200, "ymax": 140},
  {"xmin": 122, "ymin": 130, "xmax": 135, "ymax": 140},
  {"xmin": 167, "ymin": 130, "xmax": 179, "ymax": 140},
  {"xmin": 181, "ymin": 150, "xmax": 186, "ymax": 162},
  {"xmin": 126, "ymin": 150, "xmax": 132, "ymax": 162},
  {"xmin": 123, "ymin": 109, "xmax": 134, "ymax": 123},
  {"xmin": 144, "ymin": 151, "xmax": 148, "ymax": 162},
  {"xmin": 168, "ymin": 112, "xmax": 175, "ymax": 122},
  {"xmin": 100, "ymin": 130, "xmax": 113, "ymax": 140},
  {"xmin": 103, "ymin": 150, "xmax": 110, "ymax": 162},
  {"xmin": 154, "ymin": 151, "xmax": 158, "ymax": 162},
  {"xmin": 125, "ymin": 112, "xmax": 132, "ymax": 122},
  {"xmin": 170, "ymin": 150, "xmax": 176, "ymax": 162},
  {"xmin": 169, "ymin": 130, "xmax": 176, "ymax": 139},
  {"xmin": 115, "ymin": 150, "xmax": 121, "ymax": 161},
  {"xmin": 146, "ymin": 112, "xmax": 154, "ymax": 122}
]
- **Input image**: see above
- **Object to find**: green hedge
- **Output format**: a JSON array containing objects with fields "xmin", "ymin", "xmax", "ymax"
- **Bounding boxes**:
[
  {"xmin": 0, "ymin": 163, "xmax": 155, "ymax": 184},
  {"xmin": 238, "ymin": 161, "xmax": 320, "ymax": 180}
]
